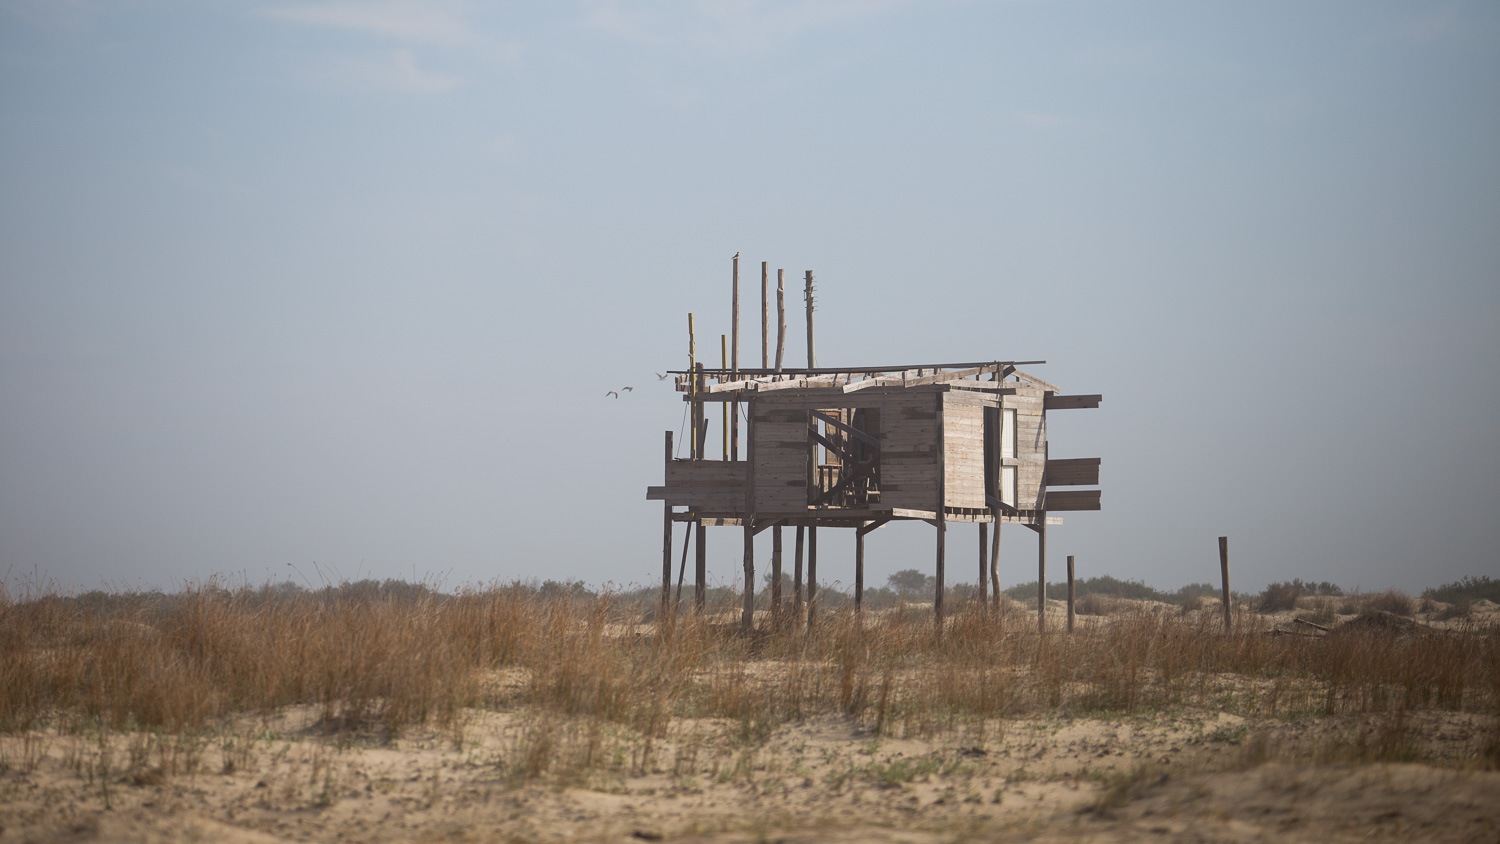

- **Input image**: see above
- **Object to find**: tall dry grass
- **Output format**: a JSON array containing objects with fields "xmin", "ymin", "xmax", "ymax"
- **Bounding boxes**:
[{"xmin": 2, "ymin": 583, "xmax": 1496, "ymax": 770}]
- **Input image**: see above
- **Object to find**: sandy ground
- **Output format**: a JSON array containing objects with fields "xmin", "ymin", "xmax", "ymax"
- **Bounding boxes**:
[
  {"xmin": 3, "ymin": 601, "xmax": 1497, "ymax": 843},
  {"xmin": 3, "ymin": 704, "xmax": 1496, "ymax": 843}
]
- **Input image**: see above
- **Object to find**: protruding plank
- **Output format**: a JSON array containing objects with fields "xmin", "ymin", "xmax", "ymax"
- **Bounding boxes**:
[
  {"xmin": 1045, "ymin": 457, "xmax": 1102, "ymax": 486},
  {"xmin": 1044, "ymin": 394, "xmax": 1102, "ymax": 410},
  {"xmin": 1045, "ymin": 490, "xmax": 1101, "ymax": 511}
]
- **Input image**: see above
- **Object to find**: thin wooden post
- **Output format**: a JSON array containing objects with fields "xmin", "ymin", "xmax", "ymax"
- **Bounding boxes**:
[
  {"xmin": 688, "ymin": 313, "xmax": 697, "ymax": 460},
  {"xmin": 935, "ymin": 519, "xmax": 946, "ymax": 629},
  {"xmin": 695, "ymin": 515, "xmax": 707, "ymax": 613},
  {"xmin": 808, "ymin": 526, "xmax": 819, "ymax": 627},
  {"xmin": 978, "ymin": 522, "xmax": 989, "ymax": 608},
  {"xmin": 694, "ymin": 363, "xmax": 708, "ymax": 458},
  {"xmin": 772, "ymin": 270, "xmax": 785, "ymax": 626},
  {"xmin": 935, "ymin": 389, "xmax": 945, "ymax": 630},
  {"xmin": 1037, "ymin": 522, "xmax": 1047, "ymax": 633},
  {"xmin": 731, "ymin": 254, "xmax": 740, "ymax": 461},
  {"xmin": 804, "ymin": 271, "xmax": 818, "ymax": 521},
  {"xmin": 804, "ymin": 270, "xmax": 815, "ymax": 369},
  {"xmin": 742, "ymin": 522, "xmax": 755, "ymax": 633},
  {"xmin": 775, "ymin": 269, "xmax": 787, "ymax": 371},
  {"xmin": 854, "ymin": 525, "xmax": 865, "ymax": 614},
  {"xmin": 1219, "ymin": 535, "xmax": 1231, "ymax": 633},
  {"xmin": 675, "ymin": 520, "xmax": 692, "ymax": 607},
  {"xmin": 721, "ymin": 335, "xmax": 729, "ymax": 460},
  {"xmin": 990, "ymin": 514, "xmax": 1002, "ymax": 608},
  {"xmin": 760, "ymin": 261, "xmax": 769, "ymax": 370},
  {"xmin": 661, "ymin": 431, "xmax": 674, "ymax": 618},
  {"xmin": 1066, "ymin": 554, "xmax": 1076, "ymax": 634},
  {"xmin": 793, "ymin": 525, "xmax": 805, "ymax": 616},
  {"xmin": 771, "ymin": 523, "xmax": 783, "ymax": 627}
]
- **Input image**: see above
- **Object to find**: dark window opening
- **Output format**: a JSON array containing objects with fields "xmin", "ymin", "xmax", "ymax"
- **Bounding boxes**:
[{"xmin": 807, "ymin": 408, "xmax": 881, "ymax": 507}]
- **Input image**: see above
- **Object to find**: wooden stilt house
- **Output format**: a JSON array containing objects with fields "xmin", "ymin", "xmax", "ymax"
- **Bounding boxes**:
[{"xmin": 646, "ymin": 263, "xmax": 1101, "ymax": 630}]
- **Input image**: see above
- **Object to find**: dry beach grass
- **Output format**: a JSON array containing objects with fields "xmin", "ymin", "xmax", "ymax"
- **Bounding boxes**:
[{"xmin": 1, "ymin": 581, "xmax": 1497, "ymax": 842}]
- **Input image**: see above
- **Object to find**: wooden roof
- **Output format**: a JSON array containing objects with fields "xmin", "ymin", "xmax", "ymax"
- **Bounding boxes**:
[{"xmin": 672, "ymin": 360, "xmax": 1058, "ymax": 397}]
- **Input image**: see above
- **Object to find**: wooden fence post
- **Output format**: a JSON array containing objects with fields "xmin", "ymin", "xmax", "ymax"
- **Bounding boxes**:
[
  {"xmin": 1066, "ymin": 554, "xmax": 1076, "ymax": 633},
  {"xmin": 1219, "ymin": 535, "xmax": 1231, "ymax": 633}
]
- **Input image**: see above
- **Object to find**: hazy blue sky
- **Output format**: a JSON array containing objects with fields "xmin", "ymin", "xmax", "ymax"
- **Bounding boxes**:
[{"xmin": 2, "ymin": 1, "xmax": 1496, "ymax": 597}]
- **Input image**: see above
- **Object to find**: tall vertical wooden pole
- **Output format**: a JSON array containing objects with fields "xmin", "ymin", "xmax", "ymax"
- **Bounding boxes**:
[
  {"xmin": 694, "ymin": 512, "xmax": 706, "ymax": 613},
  {"xmin": 804, "ymin": 271, "xmax": 815, "ymax": 369},
  {"xmin": 990, "ymin": 519, "xmax": 1001, "ymax": 608},
  {"xmin": 661, "ymin": 431, "xmax": 674, "ymax": 618},
  {"xmin": 978, "ymin": 522, "xmax": 989, "ymax": 608},
  {"xmin": 675, "ymin": 520, "xmax": 692, "ymax": 608},
  {"xmin": 793, "ymin": 525, "xmax": 805, "ymax": 615},
  {"xmin": 1219, "ymin": 536, "xmax": 1231, "ymax": 633},
  {"xmin": 775, "ymin": 269, "xmax": 787, "ymax": 372},
  {"xmin": 934, "ymin": 391, "xmax": 945, "ymax": 629},
  {"xmin": 742, "ymin": 523, "xmax": 755, "ymax": 633},
  {"xmin": 1037, "ymin": 523, "xmax": 1047, "ymax": 633},
  {"xmin": 731, "ymin": 254, "xmax": 740, "ymax": 461},
  {"xmin": 804, "ymin": 271, "xmax": 818, "ymax": 586},
  {"xmin": 760, "ymin": 262, "xmax": 769, "ymax": 370},
  {"xmin": 689, "ymin": 315, "xmax": 702, "ymax": 615},
  {"xmin": 935, "ymin": 519, "xmax": 946, "ymax": 629},
  {"xmin": 854, "ymin": 525, "xmax": 866, "ymax": 614},
  {"xmin": 695, "ymin": 363, "xmax": 707, "ymax": 458},
  {"xmin": 688, "ymin": 313, "xmax": 697, "ymax": 460},
  {"xmin": 771, "ymin": 267, "xmax": 785, "ymax": 625},
  {"xmin": 771, "ymin": 522, "xmax": 783, "ymax": 627},
  {"xmin": 808, "ymin": 526, "xmax": 819, "ymax": 627},
  {"xmin": 1066, "ymin": 554, "xmax": 1076, "ymax": 633},
  {"xmin": 721, "ymin": 335, "xmax": 729, "ymax": 460}
]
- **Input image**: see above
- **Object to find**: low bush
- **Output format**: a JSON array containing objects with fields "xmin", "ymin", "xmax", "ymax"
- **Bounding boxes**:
[
  {"xmin": 1436, "ymin": 596, "xmax": 1473, "ymax": 621},
  {"xmin": 1075, "ymin": 593, "xmax": 1112, "ymax": 616},
  {"xmin": 1423, "ymin": 576, "xmax": 1500, "ymax": 606},
  {"xmin": 1365, "ymin": 589, "xmax": 1415, "ymax": 617},
  {"xmin": 1258, "ymin": 582, "xmax": 1301, "ymax": 613}
]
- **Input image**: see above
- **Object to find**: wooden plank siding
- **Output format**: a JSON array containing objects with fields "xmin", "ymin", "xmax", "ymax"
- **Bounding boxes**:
[
  {"xmin": 1046, "ymin": 490, "xmax": 1101, "ymax": 511},
  {"xmin": 646, "ymin": 459, "xmax": 749, "ymax": 516},
  {"xmin": 941, "ymin": 394, "xmax": 987, "ymax": 509},
  {"xmin": 747, "ymin": 389, "xmax": 946, "ymax": 514},
  {"xmin": 1044, "ymin": 394, "xmax": 1102, "ymax": 410},
  {"xmin": 675, "ymin": 382, "xmax": 1079, "ymax": 520},
  {"xmin": 1008, "ymin": 391, "xmax": 1048, "ymax": 511},
  {"xmin": 1045, "ymin": 457, "xmax": 1101, "ymax": 486}
]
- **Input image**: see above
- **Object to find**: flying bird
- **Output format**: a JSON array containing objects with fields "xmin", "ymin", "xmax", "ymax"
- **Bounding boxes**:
[
  {"xmin": 622, "ymin": 386, "xmax": 634, "ymax": 392},
  {"xmin": 656, "ymin": 372, "xmax": 669, "ymax": 381},
  {"xmin": 606, "ymin": 390, "xmax": 619, "ymax": 399}
]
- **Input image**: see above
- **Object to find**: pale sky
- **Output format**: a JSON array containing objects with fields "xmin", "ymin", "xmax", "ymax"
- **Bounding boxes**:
[{"xmin": 2, "ymin": 1, "xmax": 1497, "ymax": 597}]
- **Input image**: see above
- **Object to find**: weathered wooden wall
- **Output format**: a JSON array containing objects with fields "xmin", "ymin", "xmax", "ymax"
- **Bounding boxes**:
[
  {"xmin": 1009, "ymin": 388, "xmax": 1047, "ymax": 511},
  {"xmin": 652, "ymin": 380, "xmax": 1061, "ymax": 520},
  {"xmin": 748, "ymin": 389, "xmax": 947, "ymax": 514},
  {"xmin": 940, "ymin": 392, "xmax": 987, "ymax": 509},
  {"xmin": 655, "ymin": 459, "xmax": 747, "ymax": 516}
]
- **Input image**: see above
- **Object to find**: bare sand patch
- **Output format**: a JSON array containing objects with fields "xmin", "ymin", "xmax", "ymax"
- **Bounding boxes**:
[{"xmin": 3, "ymin": 704, "xmax": 1496, "ymax": 842}]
